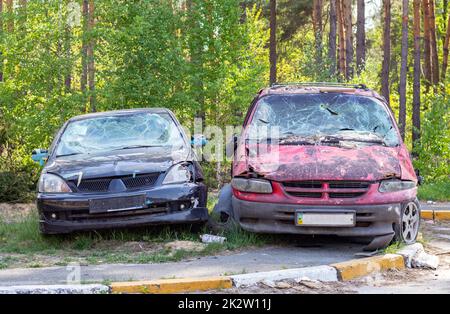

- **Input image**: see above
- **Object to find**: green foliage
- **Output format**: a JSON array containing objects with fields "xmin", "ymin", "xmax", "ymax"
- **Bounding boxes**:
[
  {"xmin": 413, "ymin": 95, "xmax": 450, "ymax": 181},
  {"xmin": 418, "ymin": 180, "xmax": 450, "ymax": 202}
]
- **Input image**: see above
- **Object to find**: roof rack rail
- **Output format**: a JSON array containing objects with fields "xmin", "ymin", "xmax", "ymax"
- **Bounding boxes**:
[{"xmin": 270, "ymin": 82, "xmax": 368, "ymax": 90}]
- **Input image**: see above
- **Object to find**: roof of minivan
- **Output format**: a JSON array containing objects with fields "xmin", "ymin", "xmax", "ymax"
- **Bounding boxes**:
[
  {"xmin": 259, "ymin": 83, "xmax": 386, "ymax": 102},
  {"xmin": 68, "ymin": 108, "xmax": 173, "ymax": 122}
]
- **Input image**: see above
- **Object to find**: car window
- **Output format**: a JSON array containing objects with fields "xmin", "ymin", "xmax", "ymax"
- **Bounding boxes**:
[
  {"xmin": 248, "ymin": 93, "xmax": 400, "ymax": 147},
  {"xmin": 55, "ymin": 113, "xmax": 185, "ymax": 156}
]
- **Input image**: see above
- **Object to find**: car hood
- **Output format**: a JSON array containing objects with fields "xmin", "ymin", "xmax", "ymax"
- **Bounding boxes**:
[
  {"xmin": 44, "ymin": 147, "xmax": 190, "ymax": 181},
  {"xmin": 241, "ymin": 144, "xmax": 402, "ymax": 182}
]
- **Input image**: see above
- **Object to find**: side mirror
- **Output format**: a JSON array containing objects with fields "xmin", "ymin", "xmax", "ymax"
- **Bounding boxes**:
[
  {"xmin": 191, "ymin": 134, "xmax": 207, "ymax": 148},
  {"xmin": 32, "ymin": 149, "xmax": 49, "ymax": 166},
  {"xmin": 415, "ymin": 169, "xmax": 424, "ymax": 185},
  {"xmin": 226, "ymin": 134, "xmax": 239, "ymax": 158}
]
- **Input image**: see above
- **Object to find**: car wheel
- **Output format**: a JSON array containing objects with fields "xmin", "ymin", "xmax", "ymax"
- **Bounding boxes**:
[{"xmin": 394, "ymin": 201, "xmax": 421, "ymax": 245}]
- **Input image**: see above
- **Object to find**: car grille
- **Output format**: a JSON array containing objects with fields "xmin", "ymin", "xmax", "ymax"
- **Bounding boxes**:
[
  {"xmin": 71, "ymin": 173, "xmax": 160, "ymax": 193},
  {"xmin": 282, "ymin": 180, "xmax": 371, "ymax": 199}
]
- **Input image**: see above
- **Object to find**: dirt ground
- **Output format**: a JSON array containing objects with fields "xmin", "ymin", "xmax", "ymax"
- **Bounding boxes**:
[{"xmin": 0, "ymin": 203, "xmax": 34, "ymax": 224}]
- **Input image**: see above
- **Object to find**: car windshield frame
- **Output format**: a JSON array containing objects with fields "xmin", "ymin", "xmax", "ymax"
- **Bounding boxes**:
[
  {"xmin": 53, "ymin": 112, "xmax": 188, "ymax": 158},
  {"xmin": 246, "ymin": 93, "xmax": 401, "ymax": 147}
]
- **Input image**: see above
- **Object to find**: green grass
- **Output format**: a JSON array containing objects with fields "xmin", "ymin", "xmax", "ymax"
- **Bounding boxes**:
[
  {"xmin": 418, "ymin": 180, "xmax": 450, "ymax": 202},
  {"xmin": 0, "ymin": 207, "xmax": 270, "ymax": 268}
]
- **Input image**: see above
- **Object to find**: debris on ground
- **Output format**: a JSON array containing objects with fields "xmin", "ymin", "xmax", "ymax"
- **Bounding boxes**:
[
  {"xmin": 397, "ymin": 243, "xmax": 439, "ymax": 270},
  {"xmin": 200, "ymin": 234, "xmax": 227, "ymax": 244},
  {"xmin": 164, "ymin": 241, "xmax": 206, "ymax": 252},
  {"xmin": 411, "ymin": 251, "xmax": 439, "ymax": 269}
]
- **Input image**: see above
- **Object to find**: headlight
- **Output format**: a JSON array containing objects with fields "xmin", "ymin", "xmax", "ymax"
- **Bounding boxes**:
[
  {"xmin": 379, "ymin": 179, "xmax": 416, "ymax": 193},
  {"xmin": 231, "ymin": 178, "xmax": 273, "ymax": 193},
  {"xmin": 162, "ymin": 164, "xmax": 192, "ymax": 185},
  {"xmin": 38, "ymin": 173, "xmax": 72, "ymax": 193}
]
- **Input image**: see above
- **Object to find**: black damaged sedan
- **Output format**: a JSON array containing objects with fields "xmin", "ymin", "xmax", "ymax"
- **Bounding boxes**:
[{"xmin": 32, "ymin": 108, "xmax": 208, "ymax": 234}]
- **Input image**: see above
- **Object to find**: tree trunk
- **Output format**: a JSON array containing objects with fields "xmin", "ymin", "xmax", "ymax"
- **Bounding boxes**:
[
  {"xmin": 328, "ymin": 0, "xmax": 337, "ymax": 76},
  {"xmin": 443, "ymin": 5, "xmax": 450, "ymax": 80},
  {"xmin": 381, "ymin": 0, "xmax": 391, "ymax": 105},
  {"xmin": 269, "ymin": 0, "xmax": 277, "ymax": 85},
  {"xmin": 87, "ymin": 0, "xmax": 96, "ymax": 112},
  {"xmin": 343, "ymin": 0, "xmax": 353, "ymax": 79},
  {"xmin": 6, "ymin": 0, "xmax": 13, "ymax": 32},
  {"xmin": 312, "ymin": 0, "xmax": 323, "ymax": 66},
  {"xmin": 19, "ymin": 0, "xmax": 27, "ymax": 33},
  {"xmin": 412, "ymin": 0, "xmax": 421, "ymax": 148},
  {"xmin": 0, "ymin": 0, "xmax": 3, "ymax": 82},
  {"xmin": 81, "ymin": 0, "xmax": 88, "ymax": 93},
  {"xmin": 399, "ymin": 0, "xmax": 409, "ymax": 140},
  {"xmin": 422, "ymin": 0, "xmax": 432, "ymax": 88},
  {"xmin": 429, "ymin": 0, "xmax": 439, "ymax": 85},
  {"xmin": 337, "ymin": 0, "xmax": 346, "ymax": 78},
  {"xmin": 356, "ymin": 0, "xmax": 365, "ymax": 75}
]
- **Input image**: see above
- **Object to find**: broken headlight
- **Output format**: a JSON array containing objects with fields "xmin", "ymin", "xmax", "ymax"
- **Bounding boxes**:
[
  {"xmin": 378, "ymin": 179, "xmax": 416, "ymax": 193},
  {"xmin": 231, "ymin": 178, "xmax": 273, "ymax": 193},
  {"xmin": 162, "ymin": 164, "xmax": 192, "ymax": 185},
  {"xmin": 38, "ymin": 173, "xmax": 72, "ymax": 193}
]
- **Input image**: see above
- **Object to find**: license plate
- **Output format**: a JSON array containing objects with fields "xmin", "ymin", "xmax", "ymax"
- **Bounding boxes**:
[
  {"xmin": 89, "ymin": 195, "xmax": 146, "ymax": 213},
  {"xmin": 295, "ymin": 212, "xmax": 355, "ymax": 227}
]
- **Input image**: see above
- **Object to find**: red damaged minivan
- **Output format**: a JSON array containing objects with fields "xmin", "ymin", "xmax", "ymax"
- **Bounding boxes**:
[{"xmin": 215, "ymin": 83, "xmax": 421, "ymax": 251}]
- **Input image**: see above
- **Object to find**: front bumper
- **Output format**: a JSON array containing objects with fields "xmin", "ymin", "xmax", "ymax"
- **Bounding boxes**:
[
  {"xmin": 232, "ymin": 196, "xmax": 405, "ymax": 238},
  {"xmin": 37, "ymin": 183, "xmax": 208, "ymax": 234}
]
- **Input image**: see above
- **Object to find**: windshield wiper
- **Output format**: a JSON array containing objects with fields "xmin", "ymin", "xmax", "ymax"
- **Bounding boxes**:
[
  {"xmin": 56, "ymin": 152, "xmax": 83, "ymax": 158},
  {"xmin": 113, "ymin": 145, "xmax": 162, "ymax": 151},
  {"xmin": 321, "ymin": 135, "xmax": 388, "ymax": 146}
]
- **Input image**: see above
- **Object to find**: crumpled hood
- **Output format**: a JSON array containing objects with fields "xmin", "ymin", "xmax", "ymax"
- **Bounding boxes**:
[
  {"xmin": 44, "ymin": 147, "xmax": 189, "ymax": 181},
  {"xmin": 242, "ymin": 144, "xmax": 402, "ymax": 182}
]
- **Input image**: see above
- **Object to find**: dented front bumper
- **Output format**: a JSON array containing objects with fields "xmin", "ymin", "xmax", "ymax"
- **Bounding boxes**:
[
  {"xmin": 37, "ymin": 183, "xmax": 208, "ymax": 234},
  {"xmin": 232, "ymin": 196, "xmax": 404, "ymax": 238}
]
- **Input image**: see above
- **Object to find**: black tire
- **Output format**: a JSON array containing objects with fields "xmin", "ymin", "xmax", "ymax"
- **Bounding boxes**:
[
  {"xmin": 207, "ymin": 210, "xmax": 239, "ymax": 234},
  {"xmin": 394, "ymin": 200, "xmax": 421, "ymax": 245}
]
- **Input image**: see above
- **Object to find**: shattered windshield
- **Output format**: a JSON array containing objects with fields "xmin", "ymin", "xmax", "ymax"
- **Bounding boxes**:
[
  {"xmin": 55, "ymin": 112, "xmax": 185, "ymax": 157},
  {"xmin": 248, "ymin": 93, "xmax": 400, "ymax": 147}
]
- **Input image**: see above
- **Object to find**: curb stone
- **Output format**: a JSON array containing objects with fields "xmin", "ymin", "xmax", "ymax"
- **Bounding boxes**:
[
  {"xmin": 421, "ymin": 210, "xmax": 450, "ymax": 221},
  {"xmin": 0, "ymin": 284, "xmax": 110, "ymax": 294}
]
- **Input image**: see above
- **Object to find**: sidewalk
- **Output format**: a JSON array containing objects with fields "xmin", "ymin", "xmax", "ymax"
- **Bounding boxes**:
[
  {"xmin": 0, "ymin": 243, "xmax": 363, "ymax": 286},
  {"xmin": 420, "ymin": 201, "xmax": 450, "ymax": 211}
]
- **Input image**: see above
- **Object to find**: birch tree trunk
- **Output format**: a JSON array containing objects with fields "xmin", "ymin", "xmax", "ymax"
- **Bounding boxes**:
[
  {"xmin": 399, "ymin": 0, "xmax": 409, "ymax": 140},
  {"xmin": 269, "ymin": 0, "xmax": 277, "ymax": 85},
  {"xmin": 429, "ymin": 0, "xmax": 439, "ymax": 85},
  {"xmin": 87, "ymin": 0, "xmax": 96, "ymax": 112},
  {"xmin": 412, "ymin": 0, "xmax": 421, "ymax": 148},
  {"xmin": 337, "ymin": 0, "xmax": 346, "ymax": 78},
  {"xmin": 443, "ymin": 6, "xmax": 450, "ymax": 79},
  {"xmin": 343, "ymin": 0, "xmax": 353, "ymax": 79},
  {"xmin": 381, "ymin": 0, "xmax": 391, "ymax": 105},
  {"xmin": 422, "ymin": 0, "xmax": 432, "ymax": 88},
  {"xmin": 312, "ymin": 0, "xmax": 323, "ymax": 66},
  {"xmin": 328, "ymin": 0, "xmax": 337, "ymax": 76},
  {"xmin": 356, "ymin": 0, "xmax": 365, "ymax": 75}
]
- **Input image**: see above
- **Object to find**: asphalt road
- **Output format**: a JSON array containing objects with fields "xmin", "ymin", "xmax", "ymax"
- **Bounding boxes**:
[{"xmin": 0, "ymin": 238, "xmax": 364, "ymax": 286}]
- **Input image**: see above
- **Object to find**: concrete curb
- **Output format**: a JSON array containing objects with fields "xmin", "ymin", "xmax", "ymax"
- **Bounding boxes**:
[
  {"xmin": 421, "ymin": 210, "xmax": 450, "ymax": 221},
  {"xmin": 0, "ymin": 284, "xmax": 110, "ymax": 294},
  {"xmin": 230, "ymin": 265, "xmax": 338, "ymax": 288},
  {"xmin": 110, "ymin": 276, "xmax": 232, "ymax": 294},
  {"xmin": 331, "ymin": 254, "xmax": 405, "ymax": 281}
]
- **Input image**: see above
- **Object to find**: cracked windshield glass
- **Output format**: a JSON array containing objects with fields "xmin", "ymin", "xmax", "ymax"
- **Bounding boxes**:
[
  {"xmin": 249, "ymin": 93, "xmax": 400, "ymax": 147},
  {"xmin": 55, "ymin": 113, "xmax": 185, "ymax": 157}
]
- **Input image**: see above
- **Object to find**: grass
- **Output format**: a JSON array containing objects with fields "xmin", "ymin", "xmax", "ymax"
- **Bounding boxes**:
[
  {"xmin": 0, "ymin": 207, "xmax": 270, "ymax": 269},
  {"xmin": 418, "ymin": 180, "xmax": 450, "ymax": 202}
]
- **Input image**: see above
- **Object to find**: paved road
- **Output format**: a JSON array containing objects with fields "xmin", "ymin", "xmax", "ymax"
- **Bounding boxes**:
[
  {"xmin": 0, "ymin": 239, "xmax": 364, "ymax": 286},
  {"xmin": 420, "ymin": 201, "xmax": 450, "ymax": 211}
]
